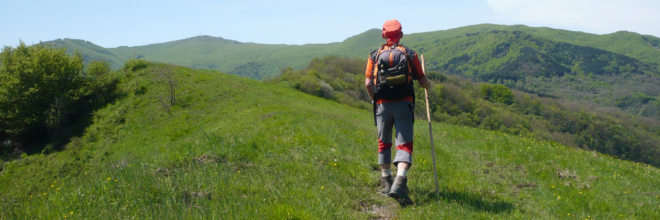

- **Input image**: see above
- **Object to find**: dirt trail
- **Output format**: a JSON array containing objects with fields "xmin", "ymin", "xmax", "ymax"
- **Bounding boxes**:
[{"xmin": 361, "ymin": 201, "xmax": 399, "ymax": 219}]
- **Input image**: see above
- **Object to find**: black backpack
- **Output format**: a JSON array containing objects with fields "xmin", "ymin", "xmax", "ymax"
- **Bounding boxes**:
[
  {"xmin": 372, "ymin": 44, "xmax": 414, "ymax": 101},
  {"xmin": 370, "ymin": 44, "xmax": 416, "ymax": 125}
]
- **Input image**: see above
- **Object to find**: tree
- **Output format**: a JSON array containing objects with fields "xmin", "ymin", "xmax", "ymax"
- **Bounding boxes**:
[
  {"xmin": 0, "ymin": 42, "xmax": 85, "ymax": 139},
  {"xmin": 85, "ymin": 60, "xmax": 113, "ymax": 100},
  {"xmin": 479, "ymin": 84, "xmax": 514, "ymax": 105},
  {"xmin": 154, "ymin": 64, "xmax": 178, "ymax": 111}
]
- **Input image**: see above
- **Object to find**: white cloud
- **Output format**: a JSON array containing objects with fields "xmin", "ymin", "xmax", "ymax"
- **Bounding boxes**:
[{"xmin": 486, "ymin": 0, "xmax": 660, "ymax": 37}]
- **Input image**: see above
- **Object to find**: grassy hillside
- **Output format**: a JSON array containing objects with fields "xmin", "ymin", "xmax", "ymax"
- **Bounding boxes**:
[
  {"xmin": 273, "ymin": 55, "xmax": 660, "ymax": 167},
  {"xmin": 1, "ymin": 63, "xmax": 659, "ymax": 219}
]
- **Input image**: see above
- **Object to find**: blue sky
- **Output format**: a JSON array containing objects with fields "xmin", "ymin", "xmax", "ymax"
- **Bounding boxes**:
[{"xmin": 2, "ymin": 0, "xmax": 659, "ymax": 48}]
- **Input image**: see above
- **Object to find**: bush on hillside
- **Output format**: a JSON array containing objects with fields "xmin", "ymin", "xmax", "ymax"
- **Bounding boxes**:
[
  {"xmin": 85, "ymin": 60, "xmax": 118, "ymax": 100},
  {"xmin": 87, "ymin": 60, "xmax": 111, "ymax": 77},
  {"xmin": 123, "ymin": 59, "xmax": 149, "ymax": 72},
  {"xmin": 480, "ymin": 84, "xmax": 514, "ymax": 105},
  {"xmin": 0, "ymin": 42, "xmax": 121, "ymax": 155},
  {"xmin": 0, "ymin": 42, "xmax": 85, "ymax": 138}
]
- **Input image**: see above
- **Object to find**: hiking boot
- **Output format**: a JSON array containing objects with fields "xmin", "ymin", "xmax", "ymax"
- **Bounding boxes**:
[
  {"xmin": 389, "ymin": 175, "xmax": 413, "ymax": 205},
  {"xmin": 380, "ymin": 175, "xmax": 393, "ymax": 196}
]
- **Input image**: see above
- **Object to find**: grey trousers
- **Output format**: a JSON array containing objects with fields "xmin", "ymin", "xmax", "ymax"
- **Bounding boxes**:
[{"xmin": 377, "ymin": 100, "xmax": 414, "ymax": 167}]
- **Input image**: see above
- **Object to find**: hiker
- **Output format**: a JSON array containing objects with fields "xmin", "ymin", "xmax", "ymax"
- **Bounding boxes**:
[{"xmin": 365, "ymin": 19, "xmax": 430, "ymax": 204}]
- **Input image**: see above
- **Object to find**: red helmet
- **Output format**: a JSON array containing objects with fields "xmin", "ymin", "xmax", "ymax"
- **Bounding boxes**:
[{"xmin": 382, "ymin": 19, "xmax": 403, "ymax": 40}]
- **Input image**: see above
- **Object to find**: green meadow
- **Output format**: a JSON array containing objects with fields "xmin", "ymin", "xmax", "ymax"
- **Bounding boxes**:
[{"xmin": 1, "ymin": 63, "xmax": 659, "ymax": 219}]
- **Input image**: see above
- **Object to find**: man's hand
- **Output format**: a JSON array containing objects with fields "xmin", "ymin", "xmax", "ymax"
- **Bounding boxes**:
[{"xmin": 418, "ymin": 76, "xmax": 431, "ymax": 89}]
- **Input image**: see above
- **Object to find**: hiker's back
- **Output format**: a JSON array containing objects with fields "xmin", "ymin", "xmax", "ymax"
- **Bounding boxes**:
[{"xmin": 370, "ymin": 44, "xmax": 415, "ymax": 101}]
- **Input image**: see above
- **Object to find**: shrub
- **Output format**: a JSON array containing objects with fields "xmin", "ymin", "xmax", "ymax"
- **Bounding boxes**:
[
  {"xmin": 87, "ymin": 60, "xmax": 111, "ymax": 77},
  {"xmin": 480, "ymin": 84, "xmax": 514, "ymax": 105},
  {"xmin": 85, "ymin": 60, "xmax": 114, "ymax": 96},
  {"xmin": 299, "ymin": 75, "xmax": 321, "ymax": 96},
  {"xmin": 0, "ymin": 42, "xmax": 85, "ymax": 138},
  {"xmin": 123, "ymin": 59, "xmax": 149, "ymax": 72}
]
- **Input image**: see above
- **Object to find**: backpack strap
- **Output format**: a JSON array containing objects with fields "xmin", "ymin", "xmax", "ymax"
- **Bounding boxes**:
[
  {"xmin": 394, "ymin": 45, "xmax": 413, "ymax": 75},
  {"xmin": 372, "ymin": 46, "xmax": 387, "ymax": 79},
  {"xmin": 402, "ymin": 45, "xmax": 421, "ymax": 80}
]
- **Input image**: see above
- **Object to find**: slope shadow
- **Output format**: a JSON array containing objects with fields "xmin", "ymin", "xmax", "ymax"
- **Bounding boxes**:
[
  {"xmin": 412, "ymin": 188, "xmax": 516, "ymax": 214},
  {"xmin": 19, "ymin": 80, "xmax": 125, "ymax": 155}
]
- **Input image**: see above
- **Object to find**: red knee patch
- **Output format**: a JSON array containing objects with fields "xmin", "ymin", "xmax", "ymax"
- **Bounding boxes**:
[
  {"xmin": 396, "ymin": 142, "xmax": 413, "ymax": 154},
  {"xmin": 378, "ymin": 138, "xmax": 392, "ymax": 153}
]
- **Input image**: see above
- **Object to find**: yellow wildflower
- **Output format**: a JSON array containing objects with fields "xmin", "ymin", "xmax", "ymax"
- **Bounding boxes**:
[{"xmin": 107, "ymin": 178, "xmax": 111, "ymax": 180}]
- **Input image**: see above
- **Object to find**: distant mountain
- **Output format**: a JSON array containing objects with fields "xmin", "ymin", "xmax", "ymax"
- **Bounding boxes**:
[
  {"xmin": 45, "ymin": 24, "xmax": 660, "ymax": 79},
  {"xmin": 405, "ymin": 24, "xmax": 660, "ymax": 66},
  {"xmin": 46, "ymin": 30, "xmax": 384, "ymax": 79},
  {"xmin": 413, "ymin": 30, "xmax": 655, "ymax": 80},
  {"xmin": 47, "ymin": 39, "xmax": 126, "ymax": 69},
  {"xmin": 44, "ymin": 24, "xmax": 660, "ymax": 118}
]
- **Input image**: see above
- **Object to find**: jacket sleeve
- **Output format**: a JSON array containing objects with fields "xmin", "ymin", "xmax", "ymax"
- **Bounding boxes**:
[{"xmin": 410, "ymin": 52, "xmax": 426, "ymax": 80}]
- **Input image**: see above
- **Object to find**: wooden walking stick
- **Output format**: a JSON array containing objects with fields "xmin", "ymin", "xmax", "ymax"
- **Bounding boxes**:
[{"xmin": 421, "ymin": 55, "xmax": 440, "ymax": 195}]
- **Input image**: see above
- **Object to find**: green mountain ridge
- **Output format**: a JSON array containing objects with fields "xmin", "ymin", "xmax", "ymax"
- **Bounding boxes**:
[
  {"xmin": 407, "ymin": 24, "xmax": 660, "ymax": 66},
  {"xmin": 47, "ymin": 39, "xmax": 125, "ymax": 69},
  {"xmin": 1, "ymin": 63, "xmax": 659, "ymax": 219},
  {"xmin": 45, "ymin": 24, "xmax": 660, "ymax": 78},
  {"xmin": 416, "ymin": 30, "xmax": 653, "ymax": 80},
  {"xmin": 43, "ymin": 24, "xmax": 660, "ymax": 119}
]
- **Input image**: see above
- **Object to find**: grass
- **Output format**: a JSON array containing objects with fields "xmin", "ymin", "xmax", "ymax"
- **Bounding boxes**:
[{"xmin": 1, "ymin": 64, "xmax": 659, "ymax": 219}]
